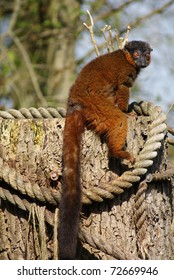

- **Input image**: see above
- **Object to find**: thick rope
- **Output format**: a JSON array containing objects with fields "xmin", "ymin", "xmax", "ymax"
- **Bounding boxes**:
[
  {"xmin": 0, "ymin": 184, "xmax": 56, "ymax": 226},
  {"xmin": 1, "ymin": 166, "xmax": 171, "ymax": 225},
  {"xmin": 0, "ymin": 107, "xmax": 66, "ymax": 119},
  {"xmin": 0, "ymin": 102, "xmax": 168, "ymax": 206},
  {"xmin": 134, "ymin": 180, "xmax": 148, "ymax": 230},
  {"xmin": 134, "ymin": 168, "xmax": 174, "ymax": 227},
  {"xmin": 0, "ymin": 102, "xmax": 171, "ymax": 260},
  {"xmin": 79, "ymin": 228, "xmax": 139, "ymax": 260},
  {"xmin": 81, "ymin": 101, "xmax": 167, "ymax": 203},
  {"xmin": 0, "ymin": 158, "xmax": 61, "ymax": 205},
  {"xmin": 146, "ymin": 168, "xmax": 174, "ymax": 182}
]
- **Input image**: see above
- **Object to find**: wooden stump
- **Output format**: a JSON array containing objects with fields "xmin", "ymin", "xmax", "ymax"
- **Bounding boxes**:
[{"xmin": 0, "ymin": 105, "xmax": 173, "ymax": 259}]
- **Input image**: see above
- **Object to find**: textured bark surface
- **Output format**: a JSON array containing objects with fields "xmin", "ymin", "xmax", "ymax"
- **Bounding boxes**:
[{"xmin": 0, "ymin": 115, "xmax": 174, "ymax": 260}]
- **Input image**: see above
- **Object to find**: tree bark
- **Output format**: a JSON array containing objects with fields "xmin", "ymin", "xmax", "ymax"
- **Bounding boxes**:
[{"xmin": 0, "ymin": 107, "xmax": 173, "ymax": 260}]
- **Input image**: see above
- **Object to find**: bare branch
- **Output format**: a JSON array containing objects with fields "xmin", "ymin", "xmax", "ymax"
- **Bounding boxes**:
[
  {"xmin": 167, "ymin": 127, "xmax": 174, "ymax": 145},
  {"xmin": 9, "ymin": 32, "xmax": 47, "ymax": 107},
  {"xmin": 122, "ymin": 25, "xmax": 131, "ymax": 47},
  {"xmin": 167, "ymin": 102, "xmax": 174, "ymax": 116},
  {"xmin": 8, "ymin": 0, "xmax": 21, "ymax": 32},
  {"xmin": 94, "ymin": 0, "xmax": 140, "ymax": 22},
  {"xmin": 78, "ymin": 1, "xmax": 174, "ymax": 64},
  {"xmin": 108, "ymin": 28, "xmax": 115, "ymax": 51},
  {"xmin": 83, "ymin": 10, "xmax": 100, "ymax": 57},
  {"xmin": 101, "ymin": 25, "xmax": 112, "ymax": 53},
  {"xmin": 115, "ymin": 29, "xmax": 120, "ymax": 49},
  {"xmin": 120, "ymin": 0, "xmax": 174, "ymax": 34},
  {"xmin": 168, "ymin": 138, "xmax": 174, "ymax": 146},
  {"xmin": 116, "ymin": 25, "xmax": 131, "ymax": 49},
  {"xmin": 168, "ymin": 126, "xmax": 174, "ymax": 136},
  {"xmin": 0, "ymin": 0, "xmax": 21, "ymax": 43}
]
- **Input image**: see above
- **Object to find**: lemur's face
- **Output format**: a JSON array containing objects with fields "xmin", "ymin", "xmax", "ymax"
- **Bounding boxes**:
[{"xmin": 124, "ymin": 41, "xmax": 153, "ymax": 68}]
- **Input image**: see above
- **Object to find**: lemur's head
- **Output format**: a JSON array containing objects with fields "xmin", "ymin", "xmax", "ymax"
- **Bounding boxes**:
[{"xmin": 124, "ymin": 40, "xmax": 153, "ymax": 69}]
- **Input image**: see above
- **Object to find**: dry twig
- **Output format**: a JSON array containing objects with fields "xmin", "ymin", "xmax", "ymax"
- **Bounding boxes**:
[
  {"xmin": 167, "ymin": 103, "xmax": 174, "ymax": 115},
  {"xmin": 101, "ymin": 25, "xmax": 112, "ymax": 53},
  {"xmin": 81, "ymin": 1, "xmax": 174, "ymax": 60},
  {"xmin": 83, "ymin": 10, "xmax": 100, "ymax": 57},
  {"xmin": 84, "ymin": 10, "xmax": 131, "ymax": 55}
]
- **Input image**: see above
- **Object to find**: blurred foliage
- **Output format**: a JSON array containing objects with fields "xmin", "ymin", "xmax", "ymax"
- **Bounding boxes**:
[{"xmin": 0, "ymin": 0, "xmax": 174, "ymax": 113}]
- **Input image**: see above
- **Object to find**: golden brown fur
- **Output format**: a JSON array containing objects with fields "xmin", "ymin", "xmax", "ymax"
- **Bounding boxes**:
[{"xmin": 58, "ymin": 41, "xmax": 152, "ymax": 259}]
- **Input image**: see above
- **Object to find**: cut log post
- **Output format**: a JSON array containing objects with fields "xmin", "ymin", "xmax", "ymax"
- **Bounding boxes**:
[{"xmin": 0, "ymin": 102, "xmax": 173, "ymax": 259}]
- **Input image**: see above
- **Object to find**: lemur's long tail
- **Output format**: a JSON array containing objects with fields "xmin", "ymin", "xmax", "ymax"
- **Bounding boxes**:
[{"xmin": 58, "ymin": 109, "xmax": 84, "ymax": 259}]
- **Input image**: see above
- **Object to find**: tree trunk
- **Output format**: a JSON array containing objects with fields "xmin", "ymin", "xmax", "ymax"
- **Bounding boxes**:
[
  {"xmin": 0, "ymin": 102, "xmax": 173, "ymax": 260},
  {"xmin": 0, "ymin": 0, "xmax": 81, "ymax": 108},
  {"xmin": 46, "ymin": 0, "xmax": 82, "ymax": 106}
]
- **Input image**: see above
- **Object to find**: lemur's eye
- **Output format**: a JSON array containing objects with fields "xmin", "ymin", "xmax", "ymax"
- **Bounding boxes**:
[{"xmin": 133, "ymin": 51, "xmax": 140, "ymax": 58}]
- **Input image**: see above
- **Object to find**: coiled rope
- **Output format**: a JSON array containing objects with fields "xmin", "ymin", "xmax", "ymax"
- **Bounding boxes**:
[
  {"xmin": 79, "ymin": 228, "xmax": 140, "ymax": 260},
  {"xmin": 81, "ymin": 101, "xmax": 168, "ymax": 203},
  {"xmin": 0, "ymin": 107, "xmax": 66, "ymax": 119},
  {"xmin": 0, "ymin": 159, "xmax": 61, "ymax": 205},
  {"xmin": 0, "ymin": 101, "xmax": 172, "ymax": 259},
  {"xmin": 0, "ymin": 101, "xmax": 168, "ymax": 208}
]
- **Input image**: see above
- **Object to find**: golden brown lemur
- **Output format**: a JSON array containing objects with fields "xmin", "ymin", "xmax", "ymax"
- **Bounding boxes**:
[{"xmin": 58, "ymin": 40, "xmax": 152, "ymax": 259}]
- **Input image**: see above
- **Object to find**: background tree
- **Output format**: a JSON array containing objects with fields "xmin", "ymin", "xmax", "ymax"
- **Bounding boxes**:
[
  {"xmin": 0, "ymin": 0, "xmax": 82, "ymax": 107},
  {"xmin": 0, "ymin": 0, "xmax": 174, "ymax": 112}
]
